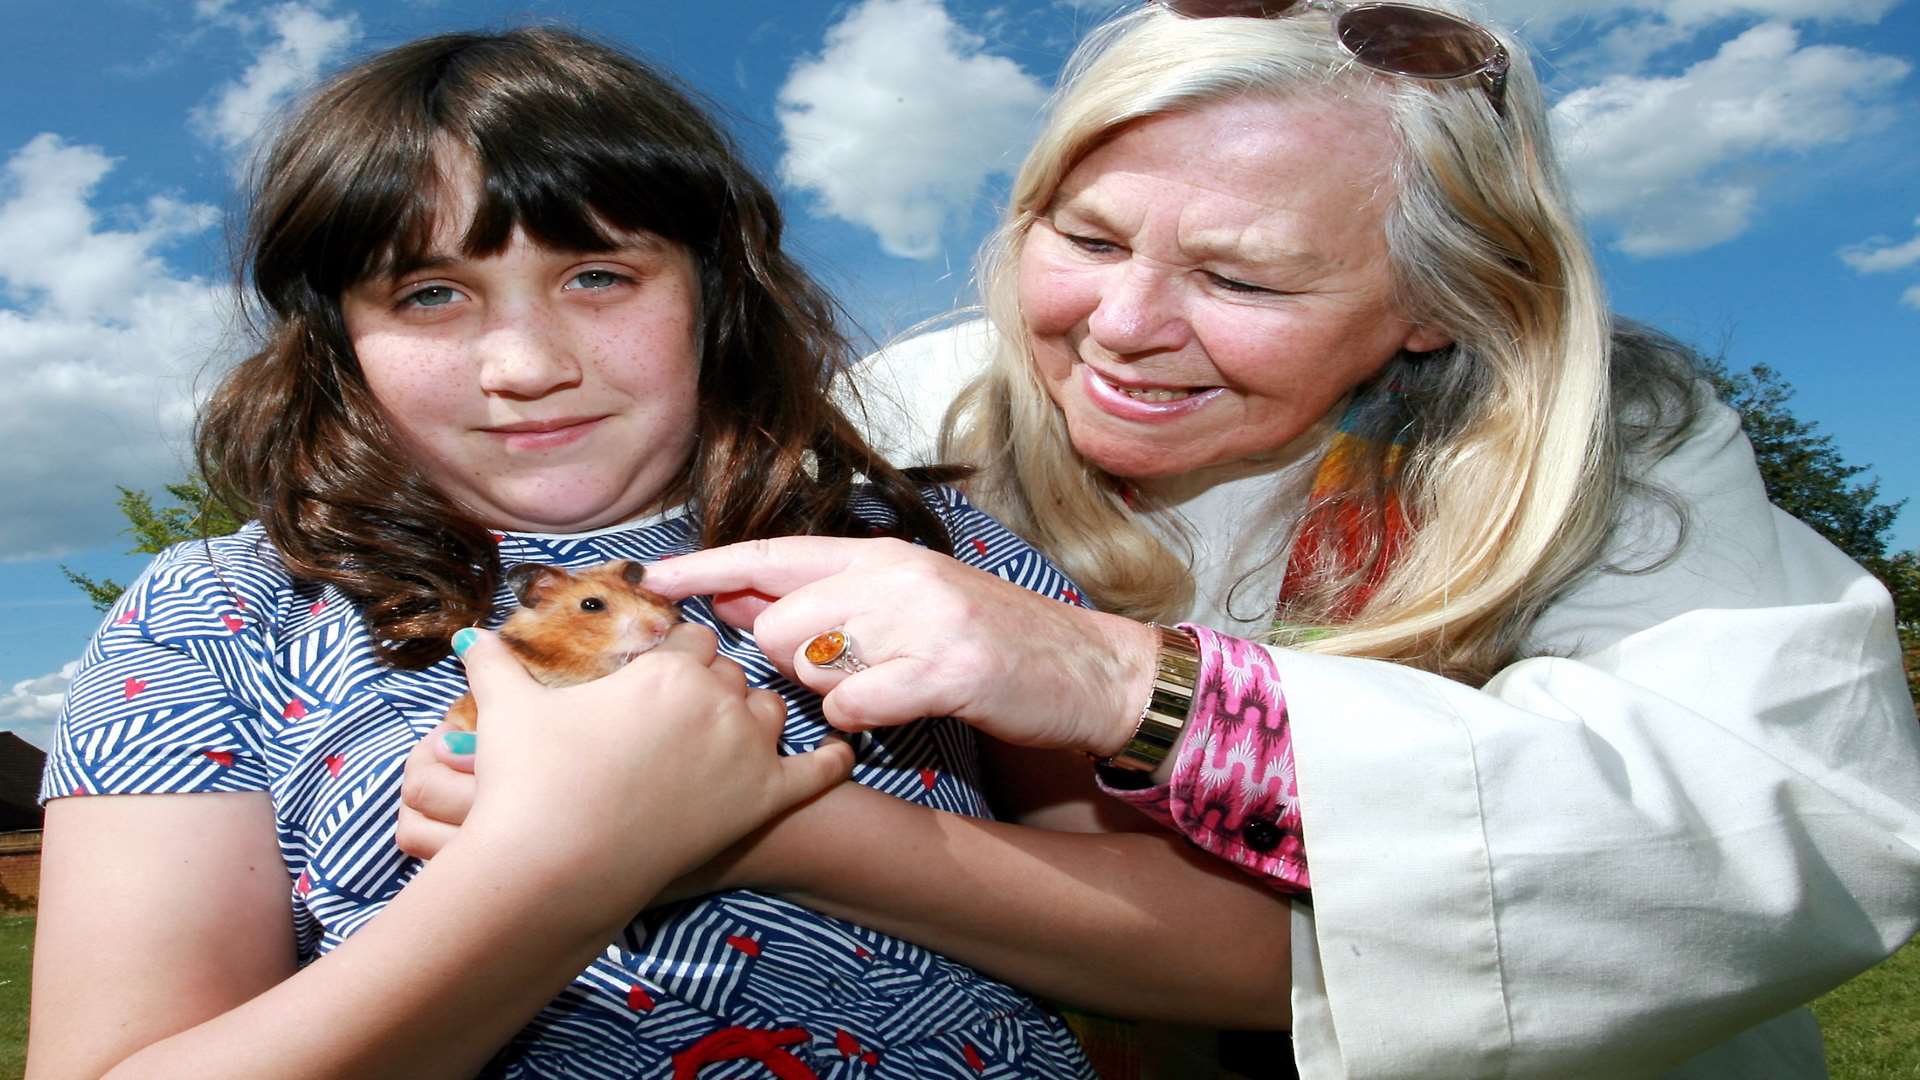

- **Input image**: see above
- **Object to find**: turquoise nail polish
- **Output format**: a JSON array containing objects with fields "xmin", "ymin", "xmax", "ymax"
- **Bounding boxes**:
[
  {"xmin": 442, "ymin": 731, "xmax": 477, "ymax": 756},
  {"xmin": 451, "ymin": 627, "xmax": 479, "ymax": 657}
]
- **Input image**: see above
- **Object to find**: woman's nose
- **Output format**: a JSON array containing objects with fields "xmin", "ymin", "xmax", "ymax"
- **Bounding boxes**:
[
  {"xmin": 1085, "ymin": 263, "xmax": 1189, "ymax": 357},
  {"xmin": 476, "ymin": 305, "xmax": 583, "ymax": 399}
]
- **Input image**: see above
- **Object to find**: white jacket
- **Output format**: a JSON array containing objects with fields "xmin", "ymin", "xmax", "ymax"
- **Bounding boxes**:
[{"xmin": 860, "ymin": 320, "xmax": 1920, "ymax": 1079}]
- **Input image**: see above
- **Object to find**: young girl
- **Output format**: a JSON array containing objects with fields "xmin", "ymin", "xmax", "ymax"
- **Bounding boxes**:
[{"xmin": 28, "ymin": 29, "xmax": 1098, "ymax": 1078}]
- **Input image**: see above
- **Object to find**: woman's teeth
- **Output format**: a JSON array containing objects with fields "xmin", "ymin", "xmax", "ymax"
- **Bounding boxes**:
[{"xmin": 1123, "ymin": 387, "xmax": 1191, "ymax": 402}]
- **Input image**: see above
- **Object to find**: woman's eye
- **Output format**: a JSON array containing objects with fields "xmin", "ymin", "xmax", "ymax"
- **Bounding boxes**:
[
  {"xmin": 1207, "ymin": 272, "xmax": 1277, "ymax": 295},
  {"xmin": 1061, "ymin": 232, "xmax": 1118, "ymax": 255},
  {"xmin": 401, "ymin": 285, "xmax": 463, "ymax": 308},
  {"xmin": 565, "ymin": 269, "xmax": 626, "ymax": 291}
]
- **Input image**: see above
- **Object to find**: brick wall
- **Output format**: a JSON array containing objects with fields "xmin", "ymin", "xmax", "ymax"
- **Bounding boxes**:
[{"xmin": 0, "ymin": 831, "xmax": 41, "ymax": 913}]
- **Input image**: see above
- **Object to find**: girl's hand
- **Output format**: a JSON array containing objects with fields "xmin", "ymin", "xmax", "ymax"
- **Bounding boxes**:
[
  {"xmin": 396, "ymin": 721, "xmax": 476, "ymax": 860},
  {"xmin": 435, "ymin": 622, "xmax": 854, "ymax": 924},
  {"xmin": 641, "ymin": 537, "xmax": 1158, "ymax": 757}
]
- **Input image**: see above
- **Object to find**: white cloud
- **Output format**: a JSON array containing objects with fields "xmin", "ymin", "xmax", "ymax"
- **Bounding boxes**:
[
  {"xmin": 0, "ymin": 134, "xmax": 239, "ymax": 559},
  {"xmin": 0, "ymin": 661, "xmax": 77, "ymax": 751},
  {"xmin": 1613, "ymin": 184, "xmax": 1757, "ymax": 257},
  {"xmin": 1901, "ymin": 284, "xmax": 1920, "ymax": 310},
  {"xmin": 1838, "ymin": 216, "xmax": 1920, "ymax": 274},
  {"xmin": 778, "ymin": 0, "xmax": 1049, "ymax": 259},
  {"xmin": 1552, "ymin": 23, "xmax": 1910, "ymax": 256},
  {"xmin": 190, "ymin": 3, "xmax": 360, "ymax": 168}
]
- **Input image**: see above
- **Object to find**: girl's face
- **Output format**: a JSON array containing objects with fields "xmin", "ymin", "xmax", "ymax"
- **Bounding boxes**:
[
  {"xmin": 340, "ymin": 179, "xmax": 701, "ymax": 534},
  {"xmin": 1015, "ymin": 96, "xmax": 1450, "ymax": 480}
]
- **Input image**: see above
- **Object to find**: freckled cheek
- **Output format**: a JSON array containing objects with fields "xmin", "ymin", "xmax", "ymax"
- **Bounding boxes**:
[
  {"xmin": 356, "ymin": 341, "xmax": 473, "ymax": 423},
  {"xmin": 577, "ymin": 306, "xmax": 699, "ymax": 382}
]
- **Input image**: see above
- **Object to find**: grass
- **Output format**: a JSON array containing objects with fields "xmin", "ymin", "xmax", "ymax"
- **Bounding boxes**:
[
  {"xmin": 0, "ymin": 916, "xmax": 28, "ymax": 1080},
  {"xmin": 0, "ymin": 915, "xmax": 1906, "ymax": 1078},
  {"xmin": 1813, "ymin": 936, "xmax": 1920, "ymax": 1080}
]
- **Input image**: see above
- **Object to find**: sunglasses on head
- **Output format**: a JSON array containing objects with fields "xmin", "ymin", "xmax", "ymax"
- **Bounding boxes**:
[{"xmin": 1156, "ymin": 0, "xmax": 1510, "ymax": 115}]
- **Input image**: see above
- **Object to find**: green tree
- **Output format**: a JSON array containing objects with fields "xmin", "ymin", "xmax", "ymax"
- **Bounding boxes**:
[
  {"xmin": 1702, "ymin": 358, "xmax": 1918, "ymax": 705},
  {"xmin": 62, "ymin": 477, "xmax": 245, "ymax": 612}
]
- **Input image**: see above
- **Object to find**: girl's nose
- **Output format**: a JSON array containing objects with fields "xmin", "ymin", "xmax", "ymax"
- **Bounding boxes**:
[
  {"xmin": 476, "ymin": 305, "xmax": 583, "ymax": 399},
  {"xmin": 1085, "ymin": 263, "xmax": 1189, "ymax": 358}
]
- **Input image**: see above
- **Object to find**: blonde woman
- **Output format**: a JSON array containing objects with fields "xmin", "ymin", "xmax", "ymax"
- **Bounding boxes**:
[{"xmin": 408, "ymin": 3, "xmax": 1920, "ymax": 1075}]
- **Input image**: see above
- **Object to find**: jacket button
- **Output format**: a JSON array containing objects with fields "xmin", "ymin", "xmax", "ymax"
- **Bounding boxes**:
[{"xmin": 1242, "ymin": 819, "xmax": 1282, "ymax": 853}]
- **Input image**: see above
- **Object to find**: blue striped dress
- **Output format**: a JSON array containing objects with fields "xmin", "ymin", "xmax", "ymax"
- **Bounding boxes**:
[{"xmin": 42, "ymin": 485, "xmax": 1098, "ymax": 1079}]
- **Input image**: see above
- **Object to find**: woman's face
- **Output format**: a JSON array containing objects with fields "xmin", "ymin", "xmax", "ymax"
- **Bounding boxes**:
[
  {"xmin": 1017, "ymin": 95, "xmax": 1450, "ymax": 480},
  {"xmin": 341, "ymin": 174, "xmax": 701, "ymax": 534}
]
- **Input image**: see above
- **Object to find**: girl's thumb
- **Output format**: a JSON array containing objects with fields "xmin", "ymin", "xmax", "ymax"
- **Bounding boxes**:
[{"xmin": 452, "ymin": 628, "xmax": 537, "ymax": 712}]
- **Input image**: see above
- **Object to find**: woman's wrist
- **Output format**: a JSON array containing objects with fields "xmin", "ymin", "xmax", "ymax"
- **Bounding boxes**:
[
  {"xmin": 1086, "ymin": 614, "xmax": 1167, "ymax": 759},
  {"xmin": 1086, "ymin": 620, "xmax": 1201, "ymax": 795}
]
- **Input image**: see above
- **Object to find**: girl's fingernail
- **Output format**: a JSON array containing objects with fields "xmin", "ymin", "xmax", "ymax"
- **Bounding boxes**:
[
  {"xmin": 451, "ymin": 628, "xmax": 479, "ymax": 657},
  {"xmin": 442, "ymin": 731, "xmax": 477, "ymax": 755}
]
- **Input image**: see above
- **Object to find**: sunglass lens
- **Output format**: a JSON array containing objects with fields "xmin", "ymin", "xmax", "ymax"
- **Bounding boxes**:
[{"xmin": 1335, "ymin": 5, "xmax": 1496, "ymax": 79}]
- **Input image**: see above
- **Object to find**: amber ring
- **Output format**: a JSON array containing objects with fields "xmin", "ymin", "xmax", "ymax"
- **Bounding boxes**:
[{"xmin": 803, "ymin": 628, "xmax": 869, "ymax": 673}]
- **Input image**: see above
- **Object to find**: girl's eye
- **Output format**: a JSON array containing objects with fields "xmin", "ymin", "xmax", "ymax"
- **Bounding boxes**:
[
  {"xmin": 579, "ymin": 597, "xmax": 605, "ymax": 612},
  {"xmin": 565, "ymin": 269, "xmax": 626, "ymax": 291},
  {"xmin": 401, "ymin": 285, "xmax": 464, "ymax": 309}
]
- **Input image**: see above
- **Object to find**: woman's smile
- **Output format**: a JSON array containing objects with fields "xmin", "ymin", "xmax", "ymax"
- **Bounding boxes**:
[{"xmin": 1078, "ymin": 362, "xmax": 1223, "ymax": 420}]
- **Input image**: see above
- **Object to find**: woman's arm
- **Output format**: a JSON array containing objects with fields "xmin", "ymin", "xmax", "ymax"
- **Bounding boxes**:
[{"xmin": 30, "ymin": 627, "xmax": 852, "ymax": 1080}]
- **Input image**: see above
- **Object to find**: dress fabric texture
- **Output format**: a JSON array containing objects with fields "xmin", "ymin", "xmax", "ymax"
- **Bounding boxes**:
[
  {"xmin": 863, "ymin": 320, "xmax": 1920, "ymax": 1080},
  {"xmin": 42, "ymin": 484, "xmax": 1098, "ymax": 1080}
]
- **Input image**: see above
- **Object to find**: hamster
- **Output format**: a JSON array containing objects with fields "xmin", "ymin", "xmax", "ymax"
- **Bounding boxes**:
[{"xmin": 443, "ymin": 560, "xmax": 680, "ymax": 732}]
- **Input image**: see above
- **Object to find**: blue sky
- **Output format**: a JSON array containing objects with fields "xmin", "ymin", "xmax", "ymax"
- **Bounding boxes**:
[{"xmin": 2, "ymin": 0, "xmax": 1916, "ymax": 746}]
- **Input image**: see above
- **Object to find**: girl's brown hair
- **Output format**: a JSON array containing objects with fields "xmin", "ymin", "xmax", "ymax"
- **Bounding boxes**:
[{"xmin": 199, "ymin": 27, "xmax": 948, "ymax": 668}]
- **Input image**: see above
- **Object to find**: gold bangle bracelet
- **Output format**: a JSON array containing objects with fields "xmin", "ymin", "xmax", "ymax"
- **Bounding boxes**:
[{"xmin": 1094, "ymin": 622, "xmax": 1200, "ymax": 789}]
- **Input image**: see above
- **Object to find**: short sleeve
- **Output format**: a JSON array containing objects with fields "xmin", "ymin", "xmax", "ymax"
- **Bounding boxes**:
[{"xmin": 42, "ymin": 544, "xmax": 275, "ymax": 800}]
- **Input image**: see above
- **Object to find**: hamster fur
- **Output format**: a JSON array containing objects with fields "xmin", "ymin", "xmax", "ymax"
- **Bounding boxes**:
[{"xmin": 443, "ymin": 560, "xmax": 679, "ymax": 731}]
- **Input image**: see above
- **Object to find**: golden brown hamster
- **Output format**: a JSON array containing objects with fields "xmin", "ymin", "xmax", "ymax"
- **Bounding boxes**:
[{"xmin": 443, "ymin": 560, "xmax": 679, "ymax": 731}]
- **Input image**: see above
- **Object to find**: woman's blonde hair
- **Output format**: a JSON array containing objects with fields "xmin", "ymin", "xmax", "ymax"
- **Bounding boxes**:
[{"xmin": 944, "ymin": 5, "xmax": 1696, "ymax": 684}]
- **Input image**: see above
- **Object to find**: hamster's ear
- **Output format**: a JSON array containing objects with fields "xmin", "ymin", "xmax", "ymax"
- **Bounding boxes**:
[
  {"xmin": 620, "ymin": 561, "xmax": 647, "ymax": 587},
  {"xmin": 506, "ymin": 564, "xmax": 566, "ymax": 607}
]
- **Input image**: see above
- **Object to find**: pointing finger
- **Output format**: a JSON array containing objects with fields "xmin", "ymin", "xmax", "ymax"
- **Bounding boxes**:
[{"xmin": 641, "ymin": 536, "xmax": 882, "ymax": 602}]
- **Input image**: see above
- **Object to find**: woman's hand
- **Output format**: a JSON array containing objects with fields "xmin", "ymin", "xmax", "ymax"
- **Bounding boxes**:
[
  {"xmin": 434, "ymin": 621, "xmax": 854, "ymax": 924},
  {"xmin": 642, "ymin": 537, "xmax": 1158, "ymax": 756}
]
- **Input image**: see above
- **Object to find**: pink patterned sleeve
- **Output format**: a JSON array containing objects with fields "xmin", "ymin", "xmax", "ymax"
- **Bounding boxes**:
[{"xmin": 1098, "ymin": 623, "xmax": 1310, "ymax": 892}]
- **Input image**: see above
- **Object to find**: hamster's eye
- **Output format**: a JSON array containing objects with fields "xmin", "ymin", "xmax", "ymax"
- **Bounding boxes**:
[{"xmin": 580, "ymin": 597, "xmax": 605, "ymax": 612}]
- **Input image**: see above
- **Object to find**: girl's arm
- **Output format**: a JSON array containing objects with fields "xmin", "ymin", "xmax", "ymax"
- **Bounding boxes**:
[
  {"xmin": 30, "ymin": 789, "xmax": 640, "ymax": 1080},
  {"xmin": 700, "ymin": 750, "xmax": 1295, "ymax": 1029},
  {"xmin": 30, "ymin": 627, "xmax": 852, "ymax": 1080},
  {"xmin": 402, "ymin": 728, "xmax": 1292, "ymax": 1029}
]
